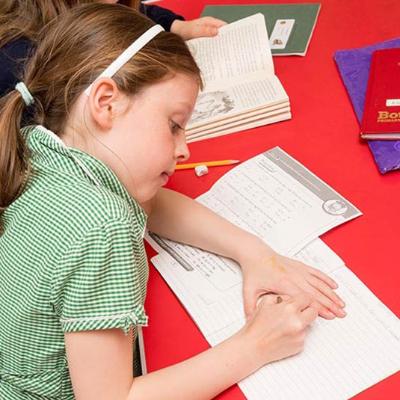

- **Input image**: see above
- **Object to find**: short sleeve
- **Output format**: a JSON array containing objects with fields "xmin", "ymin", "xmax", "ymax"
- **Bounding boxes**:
[{"xmin": 51, "ymin": 218, "xmax": 148, "ymax": 334}]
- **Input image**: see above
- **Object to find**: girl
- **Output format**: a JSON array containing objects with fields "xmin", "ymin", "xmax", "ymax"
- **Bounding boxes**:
[
  {"xmin": 0, "ymin": 4, "xmax": 345, "ymax": 399},
  {"xmin": 0, "ymin": 0, "xmax": 225, "ymax": 96}
]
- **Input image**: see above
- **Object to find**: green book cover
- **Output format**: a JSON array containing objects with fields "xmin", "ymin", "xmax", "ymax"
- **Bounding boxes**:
[{"xmin": 201, "ymin": 3, "xmax": 321, "ymax": 56}]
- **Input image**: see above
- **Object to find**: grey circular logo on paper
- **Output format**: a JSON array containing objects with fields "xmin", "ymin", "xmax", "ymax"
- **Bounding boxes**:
[{"xmin": 322, "ymin": 199, "xmax": 348, "ymax": 215}]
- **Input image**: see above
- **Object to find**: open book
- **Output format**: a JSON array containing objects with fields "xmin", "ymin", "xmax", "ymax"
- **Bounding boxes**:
[
  {"xmin": 201, "ymin": 3, "xmax": 321, "ymax": 56},
  {"xmin": 186, "ymin": 14, "xmax": 291, "ymax": 142}
]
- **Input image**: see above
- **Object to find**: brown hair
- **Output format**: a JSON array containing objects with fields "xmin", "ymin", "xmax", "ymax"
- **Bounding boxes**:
[
  {"xmin": 119, "ymin": 0, "xmax": 141, "ymax": 9},
  {"xmin": 0, "ymin": 1, "xmax": 142, "ymax": 46},
  {"xmin": 0, "ymin": 3, "xmax": 201, "ymax": 222},
  {"xmin": 0, "ymin": 1, "xmax": 99, "ymax": 46}
]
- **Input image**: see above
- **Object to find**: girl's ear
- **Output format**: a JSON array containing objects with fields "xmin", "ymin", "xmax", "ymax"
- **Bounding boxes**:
[{"xmin": 87, "ymin": 78, "xmax": 122, "ymax": 130}]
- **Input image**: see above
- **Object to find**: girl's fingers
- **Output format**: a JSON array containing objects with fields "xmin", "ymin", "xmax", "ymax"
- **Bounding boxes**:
[
  {"xmin": 311, "ymin": 301, "xmax": 336, "ymax": 319},
  {"xmin": 308, "ymin": 276, "xmax": 345, "ymax": 308},
  {"xmin": 243, "ymin": 286, "xmax": 261, "ymax": 318},
  {"xmin": 193, "ymin": 22, "xmax": 222, "ymax": 37},
  {"xmin": 258, "ymin": 293, "xmax": 291, "ymax": 306},
  {"xmin": 302, "ymin": 284, "xmax": 346, "ymax": 318},
  {"xmin": 257, "ymin": 294, "xmax": 281, "ymax": 306},
  {"xmin": 252, "ymin": 292, "xmax": 292, "ymax": 314},
  {"xmin": 276, "ymin": 272, "xmax": 337, "ymax": 315},
  {"xmin": 306, "ymin": 265, "xmax": 339, "ymax": 290},
  {"xmin": 300, "ymin": 305, "xmax": 319, "ymax": 325},
  {"xmin": 199, "ymin": 16, "xmax": 227, "ymax": 27},
  {"xmin": 290, "ymin": 292, "xmax": 314, "ymax": 311},
  {"xmin": 203, "ymin": 25, "xmax": 218, "ymax": 36}
]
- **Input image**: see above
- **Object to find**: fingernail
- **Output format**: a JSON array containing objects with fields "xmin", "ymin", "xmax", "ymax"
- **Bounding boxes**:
[
  {"xmin": 338, "ymin": 308, "xmax": 347, "ymax": 317},
  {"xmin": 335, "ymin": 299, "xmax": 345, "ymax": 307},
  {"xmin": 326, "ymin": 311, "xmax": 336, "ymax": 319}
]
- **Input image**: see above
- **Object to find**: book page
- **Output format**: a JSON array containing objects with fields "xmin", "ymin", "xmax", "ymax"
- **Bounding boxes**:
[
  {"xmin": 187, "ymin": 102, "xmax": 289, "ymax": 136},
  {"xmin": 151, "ymin": 239, "xmax": 400, "ymax": 400},
  {"xmin": 187, "ymin": 107, "xmax": 290, "ymax": 139},
  {"xmin": 187, "ymin": 74, "xmax": 289, "ymax": 129},
  {"xmin": 187, "ymin": 112, "xmax": 292, "ymax": 143},
  {"xmin": 186, "ymin": 13, "xmax": 274, "ymax": 87}
]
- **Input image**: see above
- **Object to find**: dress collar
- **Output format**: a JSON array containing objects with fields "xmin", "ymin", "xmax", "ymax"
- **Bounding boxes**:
[{"xmin": 23, "ymin": 125, "xmax": 147, "ymax": 222}]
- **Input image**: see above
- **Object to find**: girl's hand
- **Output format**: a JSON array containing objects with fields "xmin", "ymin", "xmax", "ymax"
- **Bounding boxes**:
[
  {"xmin": 240, "ymin": 293, "xmax": 318, "ymax": 366},
  {"xmin": 170, "ymin": 17, "xmax": 226, "ymax": 40},
  {"xmin": 240, "ymin": 251, "xmax": 346, "ymax": 320}
]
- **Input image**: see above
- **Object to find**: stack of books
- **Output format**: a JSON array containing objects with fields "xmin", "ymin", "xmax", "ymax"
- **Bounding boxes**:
[
  {"xmin": 359, "ymin": 48, "xmax": 400, "ymax": 140},
  {"xmin": 185, "ymin": 14, "xmax": 291, "ymax": 142},
  {"xmin": 334, "ymin": 39, "xmax": 400, "ymax": 173}
]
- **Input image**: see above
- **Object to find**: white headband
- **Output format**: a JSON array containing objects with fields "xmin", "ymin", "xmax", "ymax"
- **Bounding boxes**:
[{"xmin": 84, "ymin": 24, "xmax": 164, "ymax": 96}]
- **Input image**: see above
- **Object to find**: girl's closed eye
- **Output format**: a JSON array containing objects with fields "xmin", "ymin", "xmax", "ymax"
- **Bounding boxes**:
[{"xmin": 169, "ymin": 119, "xmax": 184, "ymax": 135}]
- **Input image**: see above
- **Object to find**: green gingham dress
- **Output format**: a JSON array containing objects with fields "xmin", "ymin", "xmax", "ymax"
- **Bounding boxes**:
[{"xmin": 0, "ymin": 125, "xmax": 149, "ymax": 399}]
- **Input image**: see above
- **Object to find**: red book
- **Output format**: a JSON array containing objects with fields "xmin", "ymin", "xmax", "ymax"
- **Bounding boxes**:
[{"xmin": 360, "ymin": 48, "xmax": 400, "ymax": 140}]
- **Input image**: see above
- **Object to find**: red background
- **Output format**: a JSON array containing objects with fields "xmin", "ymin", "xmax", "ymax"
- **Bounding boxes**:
[{"xmin": 143, "ymin": 1, "xmax": 400, "ymax": 398}]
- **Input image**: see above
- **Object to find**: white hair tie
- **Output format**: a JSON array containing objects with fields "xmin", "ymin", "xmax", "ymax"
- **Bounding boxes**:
[{"xmin": 15, "ymin": 82, "xmax": 34, "ymax": 106}]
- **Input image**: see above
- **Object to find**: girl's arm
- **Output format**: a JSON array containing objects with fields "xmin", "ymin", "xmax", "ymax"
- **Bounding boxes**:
[
  {"xmin": 67, "ymin": 328, "xmax": 252, "ymax": 400},
  {"xmin": 146, "ymin": 188, "xmax": 267, "ymax": 264},
  {"xmin": 66, "ymin": 294, "xmax": 317, "ymax": 400},
  {"xmin": 145, "ymin": 188, "xmax": 345, "ymax": 319}
]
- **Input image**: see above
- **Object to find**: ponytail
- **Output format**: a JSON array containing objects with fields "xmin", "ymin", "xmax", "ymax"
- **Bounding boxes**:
[{"xmin": 0, "ymin": 89, "xmax": 31, "ymax": 220}]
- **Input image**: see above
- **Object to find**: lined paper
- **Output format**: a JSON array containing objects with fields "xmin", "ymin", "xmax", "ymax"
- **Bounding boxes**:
[{"xmin": 152, "ymin": 240, "xmax": 400, "ymax": 399}]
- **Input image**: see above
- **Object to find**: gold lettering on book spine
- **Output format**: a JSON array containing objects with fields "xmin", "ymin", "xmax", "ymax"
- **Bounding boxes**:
[{"xmin": 377, "ymin": 111, "xmax": 400, "ymax": 122}]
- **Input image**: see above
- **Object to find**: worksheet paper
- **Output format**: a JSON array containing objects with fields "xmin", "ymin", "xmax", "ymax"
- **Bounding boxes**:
[
  {"xmin": 150, "ymin": 239, "xmax": 400, "ymax": 400},
  {"xmin": 148, "ymin": 147, "xmax": 362, "ymax": 278},
  {"xmin": 146, "ymin": 148, "xmax": 400, "ymax": 399}
]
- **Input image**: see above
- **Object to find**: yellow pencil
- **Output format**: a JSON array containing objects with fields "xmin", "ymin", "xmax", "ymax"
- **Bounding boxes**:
[{"xmin": 175, "ymin": 159, "xmax": 240, "ymax": 170}]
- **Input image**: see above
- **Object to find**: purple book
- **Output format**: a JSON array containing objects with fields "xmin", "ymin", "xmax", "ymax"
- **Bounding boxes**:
[{"xmin": 334, "ymin": 38, "xmax": 400, "ymax": 174}]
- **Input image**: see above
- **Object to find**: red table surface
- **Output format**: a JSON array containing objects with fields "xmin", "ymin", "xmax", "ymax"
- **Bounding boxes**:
[{"xmin": 143, "ymin": 1, "xmax": 400, "ymax": 398}]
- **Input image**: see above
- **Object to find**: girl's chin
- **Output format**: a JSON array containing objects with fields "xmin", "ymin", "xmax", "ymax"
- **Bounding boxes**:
[
  {"xmin": 131, "ymin": 177, "xmax": 168, "ymax": 204},
  {"xmin": 139, "ymin": 185, "xmax": 165, "ymax": 204}
]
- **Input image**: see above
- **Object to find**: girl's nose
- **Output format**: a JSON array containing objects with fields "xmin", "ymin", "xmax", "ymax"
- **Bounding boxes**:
[{"xmin": 175, "ymin": 132, "xmax": 190, "ymax": 162}]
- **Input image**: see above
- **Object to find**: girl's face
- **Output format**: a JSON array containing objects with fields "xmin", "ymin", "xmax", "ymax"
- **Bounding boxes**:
[{"xmin": 95, "ymin": 73, "xmax": 199, "ymax": 203}]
